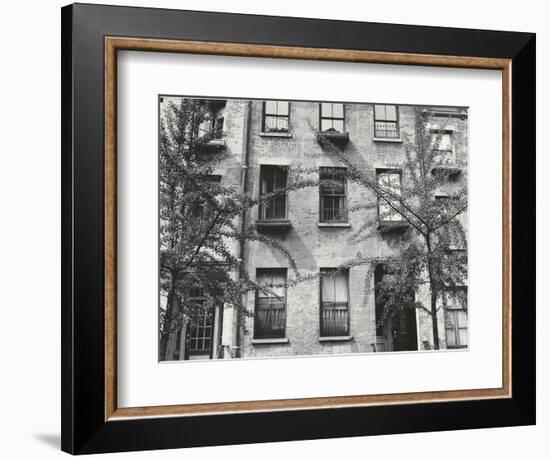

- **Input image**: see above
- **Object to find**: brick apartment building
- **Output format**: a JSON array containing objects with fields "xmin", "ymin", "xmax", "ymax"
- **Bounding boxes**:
[{"xmin": 161, "ymin": 97, "xmax": 468, "ymax": 361}]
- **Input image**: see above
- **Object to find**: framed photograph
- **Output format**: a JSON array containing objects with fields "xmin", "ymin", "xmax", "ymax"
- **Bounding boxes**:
[{"xmin": 61, "ymin": 3, "xmax": 536, "ymax": 454}]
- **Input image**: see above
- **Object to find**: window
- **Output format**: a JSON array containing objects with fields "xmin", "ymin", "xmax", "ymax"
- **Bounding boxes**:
[
  {"xmin": 441, "ymin": 221, "xmax": 465, "ymax": 250},
  {"xmin": 444, "ymin": 288, "xmax": 468, "ymax": 348},
  {"xmin": 319, "ymin": 167, "xmax": 347, "ymax": 223},
  {"xmin": 432, "ymin": 130, "xmax": 454, "ymax": 163},
  {"xmin": 320, "ymin": 103, "xmax": 345, "ymax": 132},
  {"xmin": 376, "ymin": 170, "xmax": 403, "ymax": 222},
  {"xmin": 259, "ymin": 165, "xmax": 288, "ymax": 220},
  {"xmin": 320, "ymin": 269, "xmax": 349, "ymax": 337},
  {"xmin": 185, "ymin": 288, "xmax": 214, "ymax": 358},
  {"xmin": 263, "ymin": 101, "xmax": 290, "ymax": 133},
  {"xmin": 255, "ymin": 269, "xmax": 287, "ymax": 339},
  {"xmin": 374, "ymin": 104, "xmax": 399, "ymax": 138},
  {"xmin": 198, "ymin": 101, "xmax": 226, "ymax": 139}
]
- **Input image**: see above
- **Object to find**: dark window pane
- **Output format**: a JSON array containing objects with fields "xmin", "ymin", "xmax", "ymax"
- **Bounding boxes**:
[
  {"xmin": 320, "ymin": 168, "xmax": 347, "ymax": 222},
  {"xmin": 255, "ymin": 269, "xmax": 287, "ymax": 338},
  {"xmin": 259, "ymin": 166, "xmax": 287, "ymax": 220},
  {"xmin": 274, "ymin": 196, "xmax": 286, "ymax": 219}
]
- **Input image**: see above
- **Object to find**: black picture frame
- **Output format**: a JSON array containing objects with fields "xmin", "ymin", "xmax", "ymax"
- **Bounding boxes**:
[{"xmin": 61, "ymin": 3, "xmax": 535, "ymax": 454}]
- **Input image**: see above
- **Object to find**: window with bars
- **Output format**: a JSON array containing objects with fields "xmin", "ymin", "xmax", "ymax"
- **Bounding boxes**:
[
  {"xmin": 320, "ymin": 103, "xmax": 345, "ymax": 132},
  {"xmin": 319, "ymin": 167, "xmax": 347, "ymax": 223},
  {"xmin": 320, "ymin": 269, "xmax": 349, "ymax": 337},
  {"xmin": 374, "ymin": 104, "xmax": 399, "ymax": 138},
  {"xmin": 376, "ymin": 170, "xmax": 403, "ymax": 222},
  {"xmin": 259, "ymin": 165, "xmax": 288, "ymax": 220},
  {"xmin": 432, "ymin": 130, "xmax": 454, "ymax": 163},
  {"xmin": 263, "ymin": 101, "xmax": 290, "ymax": 133},
  {"xmin": 254, "ymin": 269, "xmax": 287, "ymax": 339},
  {"xmin": 444, "ymin": 288, "xmax": 468, "ymax": 348},
  {"xmin": 185, "ymin": 289, "xmax": 214, "ymax": 357}
]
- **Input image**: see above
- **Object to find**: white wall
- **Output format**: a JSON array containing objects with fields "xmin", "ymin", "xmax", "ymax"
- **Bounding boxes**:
[{"xmin": 0, "ymin": 0, "xmax": 545, "ymax": 456}]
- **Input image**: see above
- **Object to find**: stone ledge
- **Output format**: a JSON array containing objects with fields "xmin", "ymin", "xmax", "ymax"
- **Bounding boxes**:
[
  {"xmin": 318, "ymin": 336, "xmax": 354, "ymax": 342},
  {"xmin": 251, "ymin": 338, "xmax": 289, "ymax": 345},
  {"xmin": 373, "ymin": 137, "xmax": 403, "ymax": 143},
  {"xmin": 260, "ymin": 132, "xmax": 292, "ymax": 138},
  {"xmin": 318, "ymin": 222, "xmax": 351, "ymax": 228}
]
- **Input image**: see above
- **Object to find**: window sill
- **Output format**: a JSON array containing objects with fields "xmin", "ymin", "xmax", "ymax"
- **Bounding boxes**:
[
  {"xmin": 373, "ymin": 137, "xmax": 403, "ymax": 143},
  {"xmin": 445, "ymin": 246, "xmax": 467, "ymax": 252},
  {"xmin": 423, "ymin": 109, "xmax": 467, "ymax": 120},
  {"xmin": 251, "ymin": 338, "xmax": 289, "ymax": 345},
  {"xmin": 255, "ymin": 220, "xmax": 291, "ymax": 229},
  {"xmin": 317, "ymin": 131, "xmax": 350, "ymax": 146},
  {"xmin": 318, "ymin": 222, "xmax": 351, "ymax": 228},
  {"xmin": 260, "ymin": 132, "xmax": 292, "ymax": 138},
  {"xmin": 319, "ymin": 336, "xmax": 353, "ymax": 342},
  {"xmin": 201, "ymin": 138, "xmax": 225, "ymax": 149}
]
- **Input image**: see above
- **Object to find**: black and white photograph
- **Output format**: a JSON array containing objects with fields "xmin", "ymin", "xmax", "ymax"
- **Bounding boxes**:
[
  {"xmin": 0, "ymin": 0, "xmax": 542, "ymax": 456},
  {"xmin": 159, "ymin": 97, "xmax": 468, "ymax": 361}
]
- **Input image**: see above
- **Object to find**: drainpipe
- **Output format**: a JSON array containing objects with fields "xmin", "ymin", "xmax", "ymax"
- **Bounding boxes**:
[{"xmin": 232, "ymin": 101, "xmax": 251, "ymax": 358}]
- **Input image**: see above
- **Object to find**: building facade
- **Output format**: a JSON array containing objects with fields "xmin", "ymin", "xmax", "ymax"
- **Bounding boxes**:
[{"xmin": 161, "ymin": 97, "xmax": 468, "ymax": 361}]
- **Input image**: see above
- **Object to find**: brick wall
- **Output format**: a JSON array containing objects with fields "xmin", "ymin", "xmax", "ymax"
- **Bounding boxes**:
[
  {"xmin": 161, "ymin": 98, "xmax": 469, "ymax": 360},
  {"xmin": 237, "ymin": 101, "xmax": 468, "ymax": 358}
]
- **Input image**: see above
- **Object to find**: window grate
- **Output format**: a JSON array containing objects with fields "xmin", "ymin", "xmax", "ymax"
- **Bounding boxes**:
[
  {"xmin": 263, "ymin": 101, "xmax": 290, "ymax": 133},
  {"xmin": 374, "ymin": 105, "xmax": 399, "ymax": 138},
  {"xmin": 255, "ymin": 269, "xmax": 287, "ymax": 339}
]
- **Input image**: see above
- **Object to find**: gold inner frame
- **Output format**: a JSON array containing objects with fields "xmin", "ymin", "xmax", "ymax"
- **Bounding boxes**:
[{"xmin": 104, "ymin": 36, "xmax": 512, "ymax": 421}]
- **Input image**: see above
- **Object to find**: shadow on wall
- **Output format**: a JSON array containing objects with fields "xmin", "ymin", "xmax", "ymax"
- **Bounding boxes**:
[{"xmin": 256, "ymin": 226, "xmax": 319, "ymax": 273}]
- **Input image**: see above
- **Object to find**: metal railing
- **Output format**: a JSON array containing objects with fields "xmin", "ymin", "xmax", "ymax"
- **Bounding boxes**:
[
  {"xmin": 320, "ymin": 306, "xmax": 349, "ymax": 337},
  {"xmin": 321, "ymin": 205, "xmax": 347, "ymax": 223},
  {"xmin": 254, "ymin": 308, "xmax": 286, "ymax": 339},
  {"xmin": 375, "ymin": 121, "xmax": 399, "ymax": 138},
  {"xmin": 259, "ymin": 196, "xmax": 287, "ymax": 220}
]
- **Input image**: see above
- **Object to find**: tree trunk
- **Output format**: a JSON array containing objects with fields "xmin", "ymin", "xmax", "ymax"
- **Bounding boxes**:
[
  {"xmin": 429, "ymin": 280, "xmax": 440, "ymax": 350},
  {"xmin": 159, "ymin": 270, "xmax": 178, "ymax": 361},
  {"xmin": 425, "ymin": 234, "xmax": 440, "ymax": 350}
]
